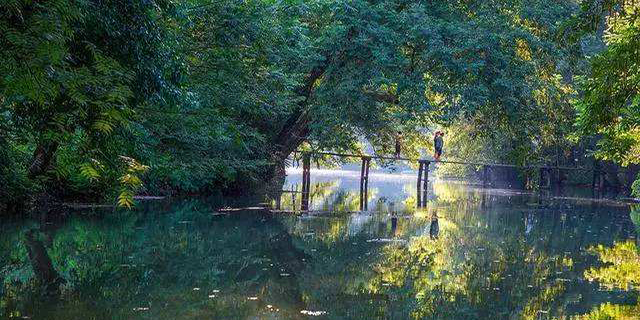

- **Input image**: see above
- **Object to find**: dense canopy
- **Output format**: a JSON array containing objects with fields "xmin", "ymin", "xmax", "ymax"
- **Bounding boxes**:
[{"xmin": 0, "ymin": 0, "xmax": 639, "ymax": 208}]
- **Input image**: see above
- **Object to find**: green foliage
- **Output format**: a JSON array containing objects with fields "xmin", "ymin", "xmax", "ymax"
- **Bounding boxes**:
[
  {"xmin": 0, "ymin": 0, "xmax": 627, "ymax": 208},
  {"xmin": 571, "ymin": 302, "xmax": 640, "ymax": 320},
  {"xmin": 0, "ymin": 134, "xmax": 32, "ymax": 211},
  {"xmin": 574, "ymin": 3, "xmax": 640, "ymax": 165},
  {"xmin": 117, "ymin": 156, "xmax": 149, "ymax": 208},
  {"xmin": 584, "ymin": 241, "xmax": 640, "ymax": 291},
  {"xmin": 572, "ymin": 239, "xmax": 640, "ymax": 319},
  {"xmin": 632, "ymin": 177, "xmax": 640, "ymax": 197},
  {"xmin": 630, "ymin": 205, "xmax": 640, "ymax": 236},
  {"xmin": 0, "ymin": 0, "xmax": 182, "ymax": 206}
]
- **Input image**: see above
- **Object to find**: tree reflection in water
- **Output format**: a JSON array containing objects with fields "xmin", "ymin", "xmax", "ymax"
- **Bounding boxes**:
[
  {"xmin": 568, "ymin": 206, "xmax": 640, "ymax": 320},
  {"xmin": 1, "ymin": 182, "xmax": 639, "ymax": 320}
]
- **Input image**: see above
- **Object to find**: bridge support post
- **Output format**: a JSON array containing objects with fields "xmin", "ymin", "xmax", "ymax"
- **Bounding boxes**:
[
  {"xmin": 359, "ymin": 157, "xmax": 371, "ymax": 211},
  {"xmin": 598, "ymin": 171, "xmax": 605, "ymax": 191},
  {"xmin": 417, "ymin": 161, "xmax": 423, "ymax": 208},
  {"xmin": 422, "ymin": 161, "xmax": 429, "ymax": 206},
  {"xmin": 417, "ymin": 161, "xmax": 429, "ymax": 208},
  {"xmin": 482, "ymin": 165, "xmax": 490, "ymax": 188},
  {"xmin": 555, "ymin": 168, "xmax": 562, "ymax": 190},
  {"xmin": 301, "ymin": 153, "xmax": 311, "ymax": 211},
  {"xmin": 592, "ymin": 169, "xmax": 605, "ymax": 191},
  {"xmin": 539, "ymin": 167, "xmax": 551, "ymax": 189}
]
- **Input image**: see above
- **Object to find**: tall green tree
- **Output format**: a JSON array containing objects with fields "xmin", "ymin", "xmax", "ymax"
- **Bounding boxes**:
[
  {"xmin": 572, "ymin": 1, "xmax": 640, "ymax": 192},
  {"xmin": 190, "ymin": 0, "xmax": 583, "ymax": 169}
]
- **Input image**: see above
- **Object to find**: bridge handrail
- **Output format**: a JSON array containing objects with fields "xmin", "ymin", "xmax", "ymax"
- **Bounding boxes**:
[{"xmin": 295, "ymin": 151, "xmax": 611, "ymax": 172}]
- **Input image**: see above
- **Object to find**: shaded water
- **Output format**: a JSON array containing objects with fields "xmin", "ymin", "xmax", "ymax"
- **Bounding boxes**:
[{"xmin": 1, "ymin": 169, "xmax": 640, "ymax": 319}]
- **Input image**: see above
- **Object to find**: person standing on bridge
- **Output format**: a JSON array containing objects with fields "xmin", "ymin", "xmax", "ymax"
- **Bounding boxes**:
[
  {"xmin": 395, "ymin": 131, "xmax": 403, "ymax": 158},
  {"xmin": 434, "ymin": 131, "xmax": 444, "ymax": 161}
]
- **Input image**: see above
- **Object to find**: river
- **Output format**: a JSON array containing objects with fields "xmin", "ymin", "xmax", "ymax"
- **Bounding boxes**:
[{"xmin": 1, "ymin": 168, "xmax": 639, "ymax": 319}]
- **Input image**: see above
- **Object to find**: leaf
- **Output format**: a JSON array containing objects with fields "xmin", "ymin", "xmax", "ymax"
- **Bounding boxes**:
[
  {"xmin": 92, "ymin": 119, "xmax": 114, "ymax": 134},
  {"xmin": 117, "ymin": 190, "xmax": 134, "ymax": 209},
  {"xmin": 80, "ymin": 162, "xmax": 100, "ymax": 181},
  {"xmin": 120, "ymin": 173, "xmax": 142, "ymax": 188}
]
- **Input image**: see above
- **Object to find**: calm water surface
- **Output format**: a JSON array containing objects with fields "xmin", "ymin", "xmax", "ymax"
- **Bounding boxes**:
[{"xmin": 1, "ymin": 169, "xmax": 639, "ymax": 320}]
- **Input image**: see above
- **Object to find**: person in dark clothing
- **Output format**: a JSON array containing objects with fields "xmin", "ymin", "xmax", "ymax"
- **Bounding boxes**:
[
  {"xmin": 434, "ymin": 131, "xmax": 444, "ymax": 161},
  {"xmin": 429, "ymin": 212, "xmax": 439, "ymax": 240},
  {"xmin": 395, "ymin": 131, "xmax": 402, "ymax": 158},
  {"xmin": 390, "ymin": 216, "xmax": 398, "ymax": 237}
]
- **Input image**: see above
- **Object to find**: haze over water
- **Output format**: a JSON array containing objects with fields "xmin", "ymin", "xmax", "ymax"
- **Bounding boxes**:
[{"xmin": 1, "ymin": 169, "xmax": 639, "ymax": 319}]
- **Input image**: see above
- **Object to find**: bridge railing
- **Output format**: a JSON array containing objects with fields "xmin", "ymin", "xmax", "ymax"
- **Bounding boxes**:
[{"xmin": 292, "ymin": 151, "xmax": 609, "ymax": 211}]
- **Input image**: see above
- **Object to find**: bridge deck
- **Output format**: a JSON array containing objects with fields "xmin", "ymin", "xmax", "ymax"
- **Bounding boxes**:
[{"xmin": 299, "ymin": 151, "xmax": 609, "ymax": 172}]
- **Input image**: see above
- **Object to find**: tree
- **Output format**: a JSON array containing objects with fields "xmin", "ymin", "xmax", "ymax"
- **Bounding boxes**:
[
  {"xmin": 0, "ymin": 0, "xmax": 603, "ymax": 207},
  {"xmin": 190, "ymin": 0, "xmax": 584, "ymax": 172},
  {"xmin": 572, "ymin": 1, "xmax": 640, "ymax": 193},
  {"xmin": 0, "ymin": 0, "xmax": 183, "ymax": 206}
]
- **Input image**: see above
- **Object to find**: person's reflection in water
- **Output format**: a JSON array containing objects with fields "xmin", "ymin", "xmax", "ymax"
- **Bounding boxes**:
[
  {"xmin": 525, "ymin": 212, "xmax": 534, "ymax": 235},
  {"xmin": 429, "ymin": 212, "xmax": 439, "ymax": 240},
  {"xmin": 391, "ymin": 215, "xmax": 398, "ymax": 237},
  {"xmin": 389, "ymin": 201, "xmax": 398, "ymax": 237}
]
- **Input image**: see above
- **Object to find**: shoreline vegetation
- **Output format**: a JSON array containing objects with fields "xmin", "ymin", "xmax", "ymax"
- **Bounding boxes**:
[{"xmin": 1, "ymin": 0, "xmax": 640, "ymax": 214}]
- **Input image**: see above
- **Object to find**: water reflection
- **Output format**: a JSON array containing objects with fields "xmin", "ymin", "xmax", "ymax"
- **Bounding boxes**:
[
  {"xmin": 574, "ymin": 240, "xmax": 640, "ymax": 319},
  {"xmin": 1, "ymin": 175, "xmax": 639, "ymax": 320},
  {"xmin": 429, "ymin": 213, "xmax": 439, "ymax": 240}
]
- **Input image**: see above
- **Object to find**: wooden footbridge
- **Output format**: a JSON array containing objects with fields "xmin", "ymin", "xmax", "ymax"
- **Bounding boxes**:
[{"xmin": 296, "ymin": 151, "xmax": 609, "ymax": 211}]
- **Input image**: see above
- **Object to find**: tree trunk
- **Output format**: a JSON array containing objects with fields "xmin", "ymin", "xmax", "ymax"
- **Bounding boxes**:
[
  {"xmin": 272, "ymin": 63, "xmax": 328, "ymax": 163},
  {"xmin": 24, "ymin": 229, "xmax": 61, "ymax": 293},
  {"xmin": 28, "ymin": 141, "xmax": 59, "ymax": 178}
]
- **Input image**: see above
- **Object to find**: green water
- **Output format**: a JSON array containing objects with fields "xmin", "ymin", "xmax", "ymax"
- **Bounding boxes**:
[{"xmin": 1, "ymin": 177, "xmax": 639, "ymax": 320}]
